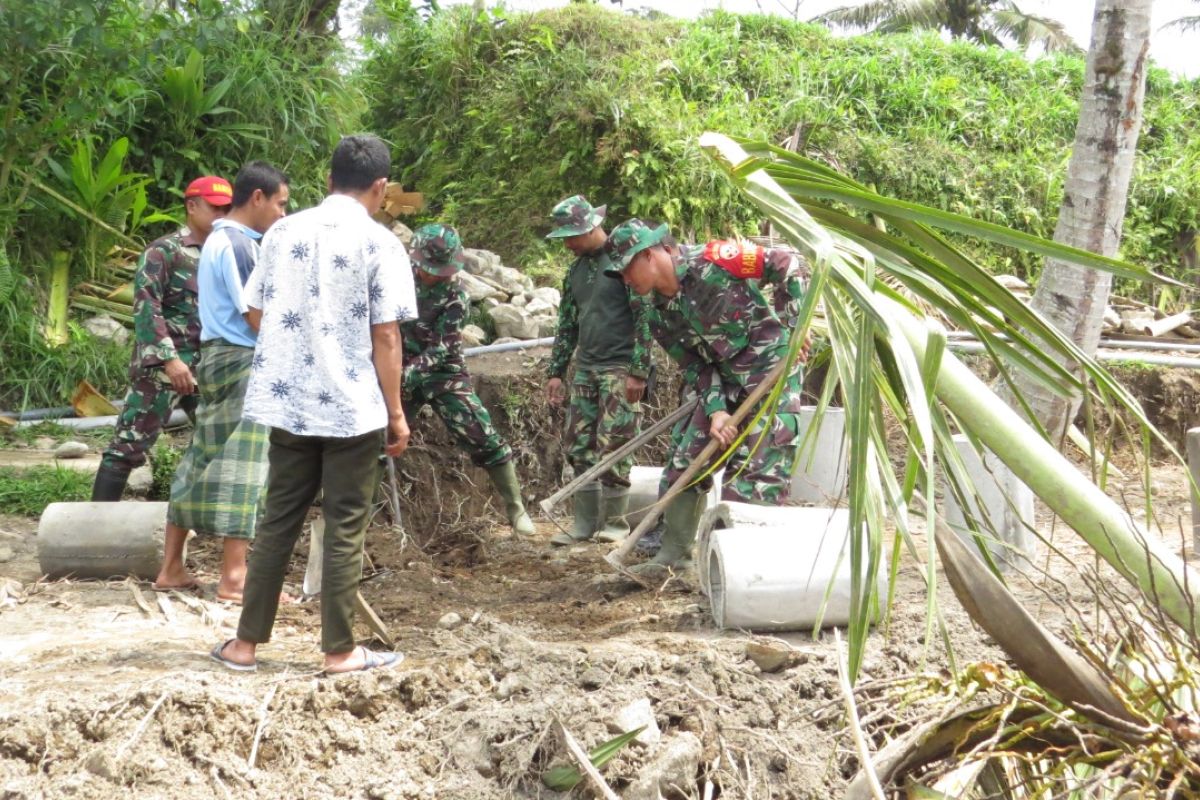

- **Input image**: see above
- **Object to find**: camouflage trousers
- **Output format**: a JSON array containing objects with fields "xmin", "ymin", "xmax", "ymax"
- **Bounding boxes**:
[
  {"xmin": 661, "ymin": 394, "xmax": 801, "ymax": 505},
  {"xmin": 565, "ymin": 366, "xmax": 642, "ymax": 488},
  {"xmin": 100, "ymin": 370, "xmax": 199, "ymax": 471},
  {"xmin": 404, "ymin": 372, "xmax": 512, "ymax": 468}
]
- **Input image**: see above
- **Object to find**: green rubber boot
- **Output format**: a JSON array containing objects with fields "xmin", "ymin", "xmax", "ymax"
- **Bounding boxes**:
[
  {"xmin": 596, "ymin": 486, "xmax": 631, "ymax": 543},
  {"xmin": 630, "ymin": 489, "xmax": 706, "ymax": 578},
  {"xmin": 91, "ymin": 463, "xmax": 130, "ymax": 502},
  {"xmin": 487, "ymin": 461, "xmax": 535, "ymax": 535},
  {"xmin": 551, "ymin": 483, "xmax": 601, "ymax": 546}
]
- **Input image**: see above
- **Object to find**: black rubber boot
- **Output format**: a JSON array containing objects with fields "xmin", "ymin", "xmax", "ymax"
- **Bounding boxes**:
[{"xmin": 91, "ymin": 463, "xmax": 131, "ymax": 502}]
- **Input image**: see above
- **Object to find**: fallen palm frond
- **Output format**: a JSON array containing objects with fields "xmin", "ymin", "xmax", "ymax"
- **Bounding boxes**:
[{"xmin": 699, "ymin": 132, "xmax": 1200, "ymax": 794}]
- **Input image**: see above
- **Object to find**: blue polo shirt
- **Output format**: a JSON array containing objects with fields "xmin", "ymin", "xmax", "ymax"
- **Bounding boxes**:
[{"xmin": 198, "ymin": 218, "xmax": 261, "ymax": 347}]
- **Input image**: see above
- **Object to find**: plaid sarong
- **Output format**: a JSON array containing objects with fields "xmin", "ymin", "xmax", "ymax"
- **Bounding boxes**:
[{"xmin": 167, "ymin": 341, "xmax": 268, "ymax": 539}]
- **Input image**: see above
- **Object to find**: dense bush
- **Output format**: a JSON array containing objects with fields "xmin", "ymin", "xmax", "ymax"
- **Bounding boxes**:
[
  {"xmin": 0, "ymin": 0, "xmax": 360, "ymax": 408},
  {"xmin": 360, "ymin": 4, "xmax": 1199, "ymax": 291}
]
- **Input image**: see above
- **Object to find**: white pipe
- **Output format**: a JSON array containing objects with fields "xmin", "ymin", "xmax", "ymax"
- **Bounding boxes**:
[
  {"xmin": 707, "ymin": 508, "xmax": 887, "ymax": 631},
  {"xmin": 463, "ymin": 337, "xmax": 555, "ymax": 356},
  {"xmin": 946, "ymin": 339, "xmax": 1200, "ymax": 369},
  {"xmin": 38, "ymin": 501, "xmax": 167, "ymax": 580},
  {"xmin": 696, "ymin": 501, "xmax": 806, "ymax": 597},
  {"xmin": 15, "ymin": 408, "xmax": 189, "ymax": 430}
]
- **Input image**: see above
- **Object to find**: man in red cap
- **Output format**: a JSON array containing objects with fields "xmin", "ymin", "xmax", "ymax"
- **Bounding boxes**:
[{"xmin": 91, "ymin": 176, "xmax": 231, "ymax": 518}]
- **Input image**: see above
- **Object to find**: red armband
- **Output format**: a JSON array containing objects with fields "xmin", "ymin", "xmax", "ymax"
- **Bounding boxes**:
[{"xmin": 704, "ymin": 240, "xmax": 764, "ymax": 279}]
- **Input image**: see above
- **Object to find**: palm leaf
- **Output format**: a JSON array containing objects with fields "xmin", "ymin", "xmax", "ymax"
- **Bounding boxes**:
[{"xmin": 699, "ymin": 131, "xmax": 1200, "ymax": 682}]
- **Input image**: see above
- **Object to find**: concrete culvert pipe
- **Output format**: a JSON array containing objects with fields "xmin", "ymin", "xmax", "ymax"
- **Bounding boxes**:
[
  {"xmin": 38, "ymin": 502, "xmax": 168, "ymax": 580},
  {"xmin": 707, "ymin": 508, "xmax": 888, "ymax": 631},
  {"xmin": 625, "ymin": 465, "xmax": 725, "ymax": 528},
  {"xmin": 696, "ymin": 501, "xmax": 802, "ymax": 597}
]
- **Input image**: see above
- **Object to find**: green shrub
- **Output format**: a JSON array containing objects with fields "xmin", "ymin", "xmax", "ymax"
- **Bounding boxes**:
[
  {"xmin": 0, "ymin": 280, "xmax": 129, "ymax": 411},
  {"xmin": 149, "ymin": 439, "xmax": 184, "ymax": 500},
  {"xmin": 0, "ymin": 466, "xmax": 92, "ymax": 517},
  {"xmin": 361, "ymin": 5, "xmax": 1200, "ymax": 292}
]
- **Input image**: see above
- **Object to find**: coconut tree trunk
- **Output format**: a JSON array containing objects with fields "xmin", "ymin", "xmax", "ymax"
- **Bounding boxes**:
[{"xmin": 1002, "ymin": 0, "xmax": 1151, "ymax": 438}]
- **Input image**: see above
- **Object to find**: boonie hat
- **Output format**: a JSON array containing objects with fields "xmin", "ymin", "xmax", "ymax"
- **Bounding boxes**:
[
  {"xmin": 410, "ymin": 223, "xmax": 466, "ymax": 277},
  {"xmin": 545, "ymin": 195, "xmax": 607, "ymax": 239},
  {"xmin": 603, "ymin": 218, "xmax": 670, "ymax": 275},
  {"xmin": 184, "ymin": 176, "xmax": 234, "ymax": 206}
]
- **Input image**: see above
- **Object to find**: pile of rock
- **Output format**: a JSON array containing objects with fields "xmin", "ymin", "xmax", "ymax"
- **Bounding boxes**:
[{"xmin": 392, "ymin": 222, "xmax": 559, "ymax": 345}]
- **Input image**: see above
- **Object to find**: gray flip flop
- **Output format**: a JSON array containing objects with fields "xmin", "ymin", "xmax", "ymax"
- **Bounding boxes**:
[
  {"xmin": 209, "ymin": 639, "xmax": 257, "ymax": 672},
  {"xmin": 323, "ymin": 647, "xmax": 404, "ymax": 676}
]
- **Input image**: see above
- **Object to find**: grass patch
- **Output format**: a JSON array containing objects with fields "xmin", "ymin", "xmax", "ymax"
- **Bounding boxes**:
[{"xmin": 0, "ymin": 465, "xmax": 92, "ymax": 517}]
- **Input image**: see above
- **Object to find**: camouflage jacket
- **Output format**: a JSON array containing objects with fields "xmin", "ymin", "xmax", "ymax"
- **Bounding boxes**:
[
  {"xmin": 547, "ymin": 249, "xmax": 652, "ymax": 379},
  {"xmin": 646, "ymin": 241, "xmax": 807, "ymax": 416},
  {"xmin": 131, "ymin": 229, "xmax": 202, "ymax": 372},
  {"xmin": 401, "ymin": 272, "xmax": 469, "ymax": 379}
]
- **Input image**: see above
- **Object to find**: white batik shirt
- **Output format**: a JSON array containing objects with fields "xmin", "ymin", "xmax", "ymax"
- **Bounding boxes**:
[{"xmin": 243, "ymin": 194, "xmax": 417, "ymax": 438}]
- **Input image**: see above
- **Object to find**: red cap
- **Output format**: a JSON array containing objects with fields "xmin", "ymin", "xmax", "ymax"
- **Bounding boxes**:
[{"xmin": 184, "ymin": 176, "xmax": 233, "ymax": 206}]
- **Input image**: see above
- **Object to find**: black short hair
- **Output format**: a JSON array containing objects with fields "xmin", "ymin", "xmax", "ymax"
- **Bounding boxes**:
[
  {"xmin": 231, "ymin": 161, "xmax": 289, "ymax": 207},
  {"xmin": 330, "ymin": 135, "xmax": 391, "ymax": 192}
]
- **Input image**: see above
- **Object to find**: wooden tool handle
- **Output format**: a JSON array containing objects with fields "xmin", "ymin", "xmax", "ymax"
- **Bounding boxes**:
[
  {"xmin": 606, "ymin": 358, "xmax": 791, "ymax": 566},
  {"xmin": 539, "ymin": 398, "xmax": 698, "ymax": 514}
]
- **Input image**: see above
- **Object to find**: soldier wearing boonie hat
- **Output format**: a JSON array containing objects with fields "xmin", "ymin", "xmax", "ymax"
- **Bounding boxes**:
[
  {"xmin": 402, "ymin": 223, "xmax": 534, "ymax": 535},
  {"xmin": 92, "ymin": 175, "xmax": 232, "ymax": 504},
  {"xmin": 544, "ymin": 196, "xmax": 653, "ymax": 548},
  {"xmin": 603, "ymin": 218, "xmax": 812, "ymax": 581}
]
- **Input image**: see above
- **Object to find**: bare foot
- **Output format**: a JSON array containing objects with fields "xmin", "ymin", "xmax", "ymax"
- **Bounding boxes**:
[
  {"xmin": 152, "ymin": 565, "xmax": 199, "ymax": 592},
  {"xmin": 215, "ymin": 586, "xmax": 297, "ymax": 605}
]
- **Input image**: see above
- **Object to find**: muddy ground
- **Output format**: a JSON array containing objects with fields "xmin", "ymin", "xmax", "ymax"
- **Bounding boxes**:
[{"xmin": 1, "ymin": 351, "xmax": 1198, "ymax": 799}]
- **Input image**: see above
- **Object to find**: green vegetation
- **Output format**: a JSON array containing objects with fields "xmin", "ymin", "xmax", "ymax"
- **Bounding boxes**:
[
  {"xmin": 0, "ymin": 0, "xmax": 358, "ymax": 410},
  {"xmin": 0, "ymin": 466, "xmax": 92, "ymax": 517},
  {"xmin": 149, "ymin": 439, "xmax": 184, "ymax": 500},
  {"xmin": 361, "ymin": 4, "xmax": 1198, "ymax": 293}
]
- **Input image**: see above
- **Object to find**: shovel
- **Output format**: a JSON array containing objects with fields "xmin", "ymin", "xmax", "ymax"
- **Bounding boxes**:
[
  {"xmin": 539, "ymin": 398, "xmax": 697, "ymax": 515},
  {"xmin": 605, "ymin": 358, "xmax": 790, "ymax": 572}
]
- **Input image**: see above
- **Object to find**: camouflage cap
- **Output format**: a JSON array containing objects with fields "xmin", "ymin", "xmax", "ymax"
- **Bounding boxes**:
[
  {"xmin": 603, "ymin": 218, "xmax": 670, "ymax": 275},
  {"xmin": 410, "ymin": 223, "xmax": 465, "ymax": 277},
  {"xmin": 545, "ymin": 194, "xmax": 607, "ymax": 239}
]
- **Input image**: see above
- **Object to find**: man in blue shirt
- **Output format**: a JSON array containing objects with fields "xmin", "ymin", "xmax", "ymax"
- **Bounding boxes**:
[{"xmin": 154, "ymin": 161, "xmax": 290, "ymax": 601}]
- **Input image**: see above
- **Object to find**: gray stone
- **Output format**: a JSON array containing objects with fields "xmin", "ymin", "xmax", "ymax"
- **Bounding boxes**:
[
  {"xmin": 34, "ymin": 437, "xmax": 56, "ymax": 450},
  {"xmin": 496, "ymin": 672, "xmax": 527, "ymax": 699},
  {"xmin": 54, "ymin": 441, "xmax": 89, "ymax": 459},
  {"xmin": 524, "ymin": 298, "xmax": 555, "ymax": 317},
  {"xmin": 458, "ymin": 272, "xmax": 506, "ymax": 303},
  {"xmin": 624, "ymin": 733, "xmax": 703, "ymax": 800},
  {"xmin": 0, "ymin": 546, "xmax": 13, "ymax": 563},
  {"xmin": 461, "ymin": 248, "xmax": 502, "ymax": 277},
  {"xmin": 492, "ymin": 264, "xmax": 534, "ymax": 294},
  {"xmin": 530, "ymin": 287, "xmax": 561, "ymax": 307},
  {"xmin": 536, "ymin": 317, "xmax": 558, "ymax": 338},
  {"xmin": 391, "ymin": 221, "xmax": 414, "ymax": 245},
  {"xmin": 578, "ymin": 666, "xmax": 608, "ymax": 690},
  {"xmin": 609, "ymin": 697, "xmax": 661, "ymax": 745},
  {"xmin": 492, "ymin": 337, "xmax": 520, "ymax": 345},
  {"xmin": 745, "ymin": 640, "xmax": 804, "ymax": 673},
  {"xmin": 509, "ymin": 293, "xmax": 528, "ymax": 308},
  {"xmin": 487, "ymin": 305, "xmax": 539, "ymax": 340},
  {"xmin": 83, "ymin": 315, "xmax": 129, "ymax": 346},
  {"xmin": 126, "ymin": 466, "xmax": 154, "ymax": 497},
  {"xmin": 437, "ymin": 611, "xmax": 463, "ymax": 630},
  {"xmin": 461, "ymin": 324, "xmax": 487, "ymax": 348},
  {"xmin": 481, "ymin": 297, "xmax": 503, "ymax": 310}
]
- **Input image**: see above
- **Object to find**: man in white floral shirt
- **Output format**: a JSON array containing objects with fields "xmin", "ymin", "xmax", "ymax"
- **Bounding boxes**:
[{"xmin": 211, "ymin": 135, "xmax": 417, "ymax": 674}]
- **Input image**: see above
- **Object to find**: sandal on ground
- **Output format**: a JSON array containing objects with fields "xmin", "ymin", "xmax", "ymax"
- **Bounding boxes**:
[
  {"xmin": 208, "ymin": 639, "xmax": 257, "ymax": 672},
  {"xmin": 322, "ymin": 646, "xmax": 404, "ymax": 675},
  {"xmin": 151, "ymin": 579, "xmax": 201, "ymax": 593}
]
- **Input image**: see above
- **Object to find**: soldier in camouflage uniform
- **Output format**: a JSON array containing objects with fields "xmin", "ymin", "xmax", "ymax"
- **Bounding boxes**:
[
  {"xmin": 92, "ymin": 176, "xmax": 233, "ymax": 501},
  {"xmin": 403, "ymin": 224, "xmax": 535, "ymax": 535},
  {"xmin": 605, "ymin": 218, "xmax": 808, "ymax": 578},
  {"xmin": 544, "ymin": 195, "xmax": 653, "ymax": 546}
]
